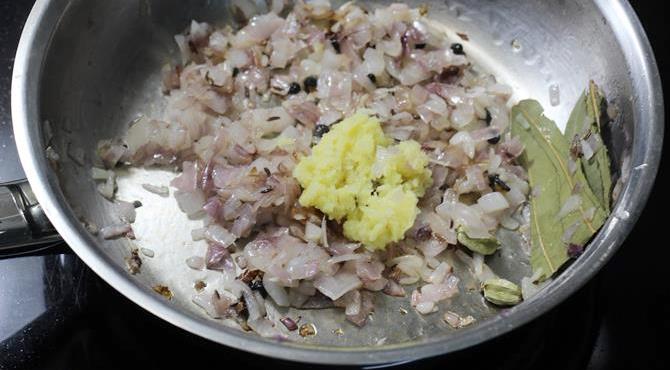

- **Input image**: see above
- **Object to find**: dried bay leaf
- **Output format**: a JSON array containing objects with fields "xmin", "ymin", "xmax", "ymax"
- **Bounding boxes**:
[
  {"xmin": 564, "ymin": 81, "xmax": 612, "ymax": 212},
  {"xmin": 511, "ymin": 100, "xmax": 607, "ymax": 282}
]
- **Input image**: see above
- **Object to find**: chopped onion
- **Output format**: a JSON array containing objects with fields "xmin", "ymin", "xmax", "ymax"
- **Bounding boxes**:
[
  {"xmin": 100, "ymin": 223, "xmax": 132, "ymax": 239},
  {"xmin": 328, "ymin": 254, "xmax": 367, "ymax": 264},
  {"xmin": 205, "ymin": 225, "xmax": 236, "ymax": 247},
  {"xmin": 321, "ymin": 215, "xmax": 330, "ymax": 249},
  {"xmin": 417, "ymin": 238, "xmax": 447, "ymax": 258},
  {"xmin": 556, "ymin": 194, "xmax": 581, "ymax": 219},
  {"xmin": 174, "ymin": 190, "xmax": 205, "ymax": 217},
  {"xmin": 247, "ymin": 318, "xmax": 284, "ymax": 339},
  {"xmin": 192, "ymin": 292, "xmax": 220, "ymax": 318},
  {"xmin": 205, "ymin": 243, "xmax": 233, "ymax": 270},
  {"xmin": 561, "ymin": 220, "xmax": 581, "ymax": 244},
  {"xmin": 427, "ymin": 262, "xmax": 451, "ymax": 284},
  {"xmin": 314, "ymin": 272, "xmax": 362, "ymax": 300},
  {"xmin": 568, "ymin": 157, "xmax": 578, "ymax": 175},
  {"xmin": 97, "ymin": 175, "xmax": 116, "ymax": 200},
  {"xmin": 304, "ymin": 222, "xmax": 322, "ymax": 243},
  {"xmin": 238, "ymin": 282, "xmax": 262, "ymax": 321},
  {"xmin": 263, "ymin": 274, "xmax": 290, "ymax": 307},
  {"xmin": 191, "ymin": 227, "xmax": 206, "ymax": 241},
  {"xmin": 91, "ymin": 167, "xmax": 114, "ymax": 180},
  {"xmin": 477, "ymin": 192, "xmax": 510, "ymax": 213},
  {"xmin": 114, "ymin": 200, "xmax": 136, "ymax": 223},
  {"xmin": 449, "ymin": 132, "xmax": 475, "ymax": 159},
  {"xmin": 186, "ymin": 256, "xmax": 206, "ymax": 270},
  {"xmin": 142, "ymin": 183, "xmax": 169, "ymax": 197},
  {"xmin": 580, "ymin": 138, "xmax": 595, "ymax": 160},
  {"xmin": 383, "ymin": 280, "xmax": 406, "ymax": 297},
  {"xmin": 389, "ymin": 255, "xmax": 425, "ymax": 278}
]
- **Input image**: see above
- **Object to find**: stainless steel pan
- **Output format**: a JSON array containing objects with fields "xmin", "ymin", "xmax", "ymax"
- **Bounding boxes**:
[{"xmin": 8, "ymin": 0, "xmax": 663, "ymax": 365}]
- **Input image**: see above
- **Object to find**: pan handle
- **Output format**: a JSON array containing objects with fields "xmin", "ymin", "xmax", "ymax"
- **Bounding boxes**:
[{"xmin": 0, "ymin": 181, "xmax": 62, "ymax": 252}]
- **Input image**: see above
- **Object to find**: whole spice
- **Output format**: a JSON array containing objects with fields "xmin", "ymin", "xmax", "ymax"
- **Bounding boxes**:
[
  {"xmin": 484, "ymin": 109, "xmax": 492, "ymax": 125},
  {"xmin": 511, "ymin": 99, "xmax": 608, "ymax": 282},
  {"xmin": 450, "ymin": 43, "xmax": 465, "ymax": 55},
  {"xmin": 564, "ymin": 81, "xmax": 612, "ymax": 212},
  {"xmin": 487, "ymin": 135, "xmax": 501, "ymax": 145},
  {"xmin": 303, "ymin": 76, "xmax": 318, "ymax": 93},
  {"xmin": 329, "ymin": 33, "xmax": 341, "ymax": 53},
  {"xmin": 488, "ymin": 174, "xmax": 510, "ymax": 192},
  {"xmin": 313, "ymin": 124, "xmax": 330, "ymax": 138},
  {"xmin": 288, "ymin": 82, "xmax": 301, "ymax": 95},
  {"xmin": 457, "ymin": 226, "xmax": 499, "ymax": 255},
  {"xmin": 481, "ymin": 278, "xmax": 522, "ymax": 306}
]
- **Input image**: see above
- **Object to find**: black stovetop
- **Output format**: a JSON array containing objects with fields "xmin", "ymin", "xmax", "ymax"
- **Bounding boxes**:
[{"xmin": 1, "ymin": 1, "xmax": 668, "ymax": 369}]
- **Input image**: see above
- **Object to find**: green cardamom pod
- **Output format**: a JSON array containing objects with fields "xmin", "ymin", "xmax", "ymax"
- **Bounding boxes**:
[
  {"xmin": 481, "ymin": 278, "xmax": 522, "ymax": 306},
  {"xmin": 457, "ymin": 226, "xmax": 500, "ymax": 255}
]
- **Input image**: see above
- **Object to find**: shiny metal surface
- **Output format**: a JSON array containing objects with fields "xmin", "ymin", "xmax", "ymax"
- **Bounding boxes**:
[
  {"xmin": 0, "ymin": 1, "xmax": 30, "ymax": 185},
  {"xmin": 0, "ymin": 183, "xmax": 60, "ymax": 251},
  {"xmin": 11, "ymin": 0, "xmax": 664, "ymax": 365}
]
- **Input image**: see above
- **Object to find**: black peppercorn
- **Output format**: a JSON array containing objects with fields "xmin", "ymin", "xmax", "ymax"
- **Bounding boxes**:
[
  {"xmin": 415, "ymin": 43, "xmax": 426, "ymax": 49},
  {"xmin": 450, "ymin": 43, "xmax": 465, "ymax": 55},
  {"xmin": 488, "ymin": 174, "xmax": 511, "ymax": 191},
  {"xmin": 232, "ymin": 67, "xmax": 240, "ymax": 77},
  {"xmin": 367, "ymin": 73, "xmax": 377, "ymax": 84},
  {"xmin": 329, "ymin": 34, "xmax": 341, "ymax": 54},
  {"xmin": 484, "ymin": 108, "xmax": 492, "ymax": 126},
  {"xmin": 313, "ymin": 124, "xmax": 330, "ymax": 138},
  {"xmin": 288, "ymin": 82, "xmax": 301, "ymax": 95},
  {"xmin": 303, "ymin": 76, "xmax": 318, "ymax": 93},
  {"xmin": 248, "ymin": 279, "xmax": 267, "ymax": 297},
  {"xmin": 487, "ymin": 135, "xmax": 501, "ymax": 145},
  {"xmin": 437, "ymin": 65, "xmax": 462, "ymax": 84}
]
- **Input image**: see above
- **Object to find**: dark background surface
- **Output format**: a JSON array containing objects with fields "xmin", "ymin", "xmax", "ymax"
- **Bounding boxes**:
[{"xmin": 0, "ymin": 1, "xmax": 667, "ymax": 369}]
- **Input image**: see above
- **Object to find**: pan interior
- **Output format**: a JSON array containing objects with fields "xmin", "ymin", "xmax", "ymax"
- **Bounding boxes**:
[{"xmin": 39, "ymin": 0, "xmax": 633, "ymax": 350}]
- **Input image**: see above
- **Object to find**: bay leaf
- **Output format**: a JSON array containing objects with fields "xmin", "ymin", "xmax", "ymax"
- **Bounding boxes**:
[
  {"xmin": 564, "ymin": 81, "xmax": 612, "ymax": 212},
  {"xmin": 511, "ymin": 100, "xmax": 607, "ymax": 282}
]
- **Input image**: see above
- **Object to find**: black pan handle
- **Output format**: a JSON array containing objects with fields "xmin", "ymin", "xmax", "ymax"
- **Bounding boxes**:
[{"xmin": 0, "ymin": 181, "xmax": 62, "ymax": 253}]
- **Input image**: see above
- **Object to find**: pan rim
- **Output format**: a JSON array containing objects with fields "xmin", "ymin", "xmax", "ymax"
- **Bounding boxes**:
[{"xmin": 11, "ymin": 0, "xmax": 664, "ymax": 365}]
